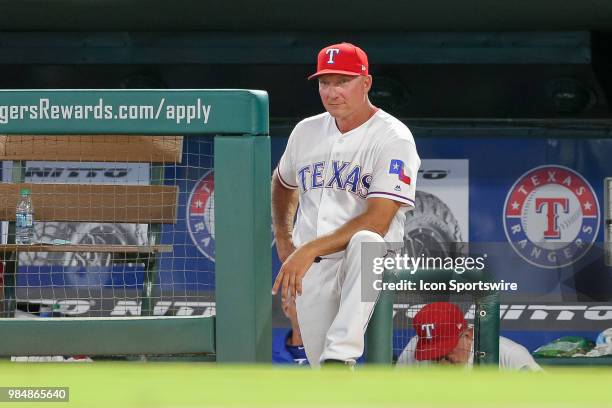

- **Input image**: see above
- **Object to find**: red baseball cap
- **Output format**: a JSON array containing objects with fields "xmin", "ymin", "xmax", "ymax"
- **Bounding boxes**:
[
  {"xmin": 413, "ymin": 302, "xmax": 467, "ymax": 361},
  {"xmin": 308, "ymin": 42, "xmax": 369, "ymax": 80}
]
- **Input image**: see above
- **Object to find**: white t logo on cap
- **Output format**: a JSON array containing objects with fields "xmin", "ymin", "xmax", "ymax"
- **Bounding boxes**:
[
  {"xmin": 325, "ymin": 48, "xmax": 340, "ymax": 64},
  {"xmin": 421, "ymin": 323, "xmax": 435, "ymax": 339}
]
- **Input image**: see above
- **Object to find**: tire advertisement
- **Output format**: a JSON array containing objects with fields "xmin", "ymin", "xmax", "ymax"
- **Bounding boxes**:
[{"xmin": 403, "ymin": 160, "xmax": 468, "ymax": 259}]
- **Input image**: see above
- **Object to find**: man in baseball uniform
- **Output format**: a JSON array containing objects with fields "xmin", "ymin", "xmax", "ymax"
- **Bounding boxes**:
[
  {"xmin": 396, "ymin": 302, "xmax": 542, "ymax": 371},
  {"xmin": 271, "ymin": 42, "xmax": 421, "ymax": 367}
]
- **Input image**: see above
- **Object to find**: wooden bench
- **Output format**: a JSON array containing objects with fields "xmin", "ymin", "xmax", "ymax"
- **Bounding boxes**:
[{"xmin": 0, "ymin": 135, "xmax": 182, "ymax": 317}]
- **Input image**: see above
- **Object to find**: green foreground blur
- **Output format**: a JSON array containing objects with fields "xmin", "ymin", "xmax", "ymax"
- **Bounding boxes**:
[{"xmin": 0, "ymin": 362, "xmax": 610, "ymax": 408}]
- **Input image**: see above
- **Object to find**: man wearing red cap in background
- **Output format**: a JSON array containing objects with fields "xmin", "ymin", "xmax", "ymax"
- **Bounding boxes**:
[
  {"xmin": 397, "ymin": 302, "xmax": 541, "ymax": 370},
  {"xmin": 272, "ymin": 42, "xmax": 421, "ymax": 366}
]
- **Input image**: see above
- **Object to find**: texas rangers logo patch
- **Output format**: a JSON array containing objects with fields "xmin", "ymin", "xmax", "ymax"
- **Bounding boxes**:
[
  {"xmin": 187, "ymin": 170, "xmax": 215, "ymax": 261},
  {"xmin": 503, "ymin": 165, "xmax": 599, "ymax": 269},
  {"xmin": 325, "ymin": 48, "xmax": 340, "ymax": 64},
  {"xmin": 389, "ymin": 159, "xmax": 411, "ymax": 185}
]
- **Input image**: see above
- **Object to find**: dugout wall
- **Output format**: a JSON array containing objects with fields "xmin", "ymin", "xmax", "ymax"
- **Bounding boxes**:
[{"xmin": 0, "ymin": 89, "xmax": 271, "ymax": 363}]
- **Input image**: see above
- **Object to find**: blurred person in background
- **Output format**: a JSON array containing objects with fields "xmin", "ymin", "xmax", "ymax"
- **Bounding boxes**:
[{"xmin": 273, "ymin": 296, "xmax": 308, "ymax": 365}]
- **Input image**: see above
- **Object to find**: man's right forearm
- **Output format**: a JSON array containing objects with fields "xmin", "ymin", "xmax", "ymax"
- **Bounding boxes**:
[{"xmin": 272, "ymin": 172, "xmax": 299, "ymax": 252}]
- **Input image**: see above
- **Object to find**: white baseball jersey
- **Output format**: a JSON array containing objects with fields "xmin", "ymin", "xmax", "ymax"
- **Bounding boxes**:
[
  {"xmin": 396, "ymin": 335, "xmax": 542, "ymax": 371},
  {"xmin": 275, "ymin": 109, "xmax": 420, "ymax": 254}
]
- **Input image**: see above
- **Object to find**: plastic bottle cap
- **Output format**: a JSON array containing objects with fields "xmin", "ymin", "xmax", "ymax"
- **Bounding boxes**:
[{"xmin": 20, "ymin": 188, "xmax": 30, "ymax": 196}]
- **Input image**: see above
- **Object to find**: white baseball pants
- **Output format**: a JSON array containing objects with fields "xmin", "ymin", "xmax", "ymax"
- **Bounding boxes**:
[{"xmin": 295, "ymin": 230, "xmax": 387, "ymax": 367}]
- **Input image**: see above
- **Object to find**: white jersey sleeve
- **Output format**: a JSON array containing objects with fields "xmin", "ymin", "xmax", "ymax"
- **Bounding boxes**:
[
  {"xmin": 367, "ymin": 137, "xmax": 420, "ymax": 210},
  {"xmin": 499, "ymin": 337, "xmax": 543, "ymax": 371},
  {"xmin": 275, "ymin": 128, "xmax": 298, "ymax": 189}
]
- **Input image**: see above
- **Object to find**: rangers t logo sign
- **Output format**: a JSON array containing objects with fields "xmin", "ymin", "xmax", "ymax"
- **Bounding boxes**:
[
  {"xmin": 503, "ymin": 165, "xmax": 599, "ymax": 269},
  {"xmin": 187, "ymin": 170, "xmax": 216, "ymax": 261}
]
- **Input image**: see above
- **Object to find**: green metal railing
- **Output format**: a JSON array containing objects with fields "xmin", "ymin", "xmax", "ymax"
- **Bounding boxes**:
[{"xmin": 0, "ymin": 89, "xmax": 271, "ymax": 362}]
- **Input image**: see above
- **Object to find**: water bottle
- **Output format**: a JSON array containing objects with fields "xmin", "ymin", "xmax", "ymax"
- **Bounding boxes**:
[{"xmin": 15, "ymin": 188, "xmax": 34, "ymax": 245}]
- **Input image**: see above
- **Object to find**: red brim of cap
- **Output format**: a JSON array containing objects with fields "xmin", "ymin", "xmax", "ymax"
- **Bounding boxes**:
[
  {"xmin": 414, "ymin": 336, "xmax": 460, "ymax": 361},
  {"xmin": 307, "ymin": 69, "xmax": 363, "ymax": 80}
]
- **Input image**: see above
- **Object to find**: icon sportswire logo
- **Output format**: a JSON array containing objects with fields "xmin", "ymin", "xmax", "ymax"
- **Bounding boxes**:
[{"xmin": 503, "ymin": 165, "xmax": 599, "ymax": 269}]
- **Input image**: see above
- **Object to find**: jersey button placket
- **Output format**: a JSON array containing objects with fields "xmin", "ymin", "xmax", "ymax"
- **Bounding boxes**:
[{"xmin": 316, "ymin": 137, "xmax": 340, "ymax": 235}]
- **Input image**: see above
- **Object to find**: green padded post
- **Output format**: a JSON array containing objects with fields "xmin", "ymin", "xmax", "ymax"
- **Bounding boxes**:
[
  {"xmin": 365, "ymin": 286, "xmax": 394, "ymax": 364},
  {"xmin": 466, "ymin": 267, "xmax": 500, "ymax": 366},
  {"xmin": 215, "ymin": 135, "xmax": 271, "ymax": 363},
  {"xmin": 474, "ymin": 292, "xmax": 500, "ymax": 365}
]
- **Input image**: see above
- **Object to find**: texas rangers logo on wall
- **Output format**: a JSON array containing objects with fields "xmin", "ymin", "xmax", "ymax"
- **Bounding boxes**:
[
  {"xmin": 503, "ymin": 165, "xmax": 600, "ymax": 269},
  {"xmin": 187, "ymin": 170, "xmax": 215, "ymax": 261}
]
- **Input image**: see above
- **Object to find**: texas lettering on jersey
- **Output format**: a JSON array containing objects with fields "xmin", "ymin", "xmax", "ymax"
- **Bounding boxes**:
[
  {"xmin": 276, "ymin": 110, "xmax": 420, "ymax": 246},
  {"xmin": 297, "ymin": 160, "xmax": 372, "ymax": 198}
]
